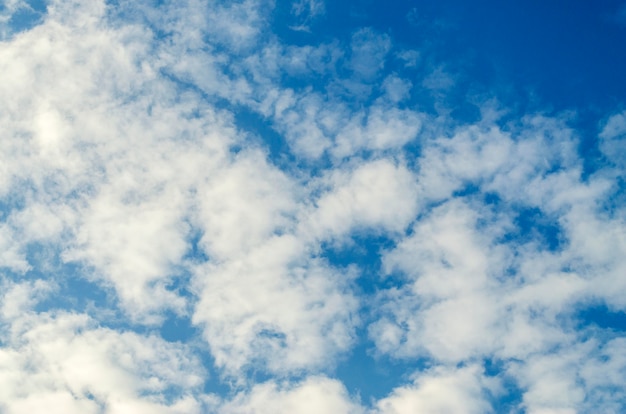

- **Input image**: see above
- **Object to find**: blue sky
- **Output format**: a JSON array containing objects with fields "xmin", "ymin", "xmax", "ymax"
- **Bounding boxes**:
[{"xmin": 1, "ymin": 0, "xmax": 626, "ymax": 412}]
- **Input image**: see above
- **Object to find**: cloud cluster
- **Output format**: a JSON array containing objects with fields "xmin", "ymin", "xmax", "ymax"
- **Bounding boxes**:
[
  {"xmin": 1, "ymin": 0, "xmax": 625, "ymax": 412},
  {"xmin": 0, "ymin": 281, "xmax": 205, "ymax": 414}
]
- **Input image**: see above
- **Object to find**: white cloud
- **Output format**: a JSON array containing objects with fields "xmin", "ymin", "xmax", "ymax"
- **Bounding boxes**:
[
  {"xmin": 0, "ymin": 0, "xmax": 245, "ymax": 322},
  {"xmin": 303, "ymin": 159, "xmax": 419, "ymax": 241},
  {"xmin": 381, "ymin": 75, "xmax": 412, "ymax": 103},
  {"xmin": 64, "ymin": 185, "xmax": 190, "ymax": 321},
  {"xmin": 0, "ymin": 285, "xmax": 206, "ymax": 414},
  {"xmin": 204, "ymin": 0, "xmax": 270, "ymax": 50},
  {"xmin": 580, "ymin": 338, "xmax": 626, "ymax": 412},
  {"xmin": 415, "ymin": 125, "xmax": 514, "ymax": 201},
  {"xmin": 291, "ymin": 0, "xmax": 325, "ymax": 19},
  {"xmin": 220, "ymin": 376, "xmax": 363, "ymax": 414},
  {"xmin": 0, "ymin": 279, "xmax": 54, "ymax": 320},
  {"xmin": 349, "ymin": 28, "xmax": 391, "ymax": 81},
  {"xmin": 259, "ymin": 91, "xmax": 336, "ymax": 159},
  {"xmin": 599, "ymin": 110, "xmax": 626, "ymax": 169},
  {"xmin": 422, "ymin": 66, "xmax": 455, "ymax": 92},
  {"xmin": 0, "ymin": 224, "xmax": 31, "ymax": 272},
  {"xmin": 0, "ymin": 0, "xmax": 46, "ymax": 40},
  {"xmin": 367, "ymin": 106, "xmax": 626, "ymax": 410},
  {"xmin": 509, "ymin": 346, "xmax": 587, "ymax": 413},
  {"xmin": 289, "ymin": 0, "xmax": 325, "ymax": 32},
  {"xmin": 371, "ymin": 199, "xmax": 509, "ymax": 361},
  {"xmin": 374, "ymin": 365, "xmax": 495, "ymax": 414},
  {"xmin": 332, "ymin": 105, "xmax": 422, "ymax": 158},
  {"xmin": 396, "ymin": 49, "xmax": 420, "ymax": 68},
  {"xmin": 193, "ymin": 149, "xmax": 298, "ymax": 261},
  {"xmin": 192, "ymin": 234, "xmax": 359, "ymax": 377},
  {"xmin": 1, "ymin": 0, "xmax": 626, "ymax": 412}
]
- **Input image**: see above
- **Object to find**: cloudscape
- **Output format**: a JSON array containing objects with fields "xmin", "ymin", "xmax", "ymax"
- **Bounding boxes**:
[{"xmin": 1, "ymin": 0, "xmax": 626, "ymax": 412}]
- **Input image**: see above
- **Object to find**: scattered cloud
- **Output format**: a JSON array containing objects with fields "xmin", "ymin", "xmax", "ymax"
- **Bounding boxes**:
[
  {"xmin": 1, "ymin": 0, "xmax": 625, "ymax": 412},
  {"xmin": 374, "ymin": 365, "xmax": 496, "ymax": 414},
  {"xmin": 220, "ymin": 376, "xmax": 363, "ymax": 414},
  {"xmin": 289, "ymin": 0, "xmax": 325, "ymax": 32}
]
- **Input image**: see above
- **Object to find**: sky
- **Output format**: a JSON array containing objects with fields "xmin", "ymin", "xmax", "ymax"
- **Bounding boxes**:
[{"xmin": 0, "ymin": 0, "xmax": 626, "ymax": 413}]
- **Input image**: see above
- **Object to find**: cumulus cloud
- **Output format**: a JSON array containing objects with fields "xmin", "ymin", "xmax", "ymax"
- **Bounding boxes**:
[
  {"xmin": 220, "ymin": 376, "xmax": 363, "ymax": 414},
  {"xmin": 1, "ymin": 0, "xmax": 626, "ymax": 412},
  {"xmin": 191, "ymin": 235, "xmax": 359, "ymax": 377},
  {"xmin": 303, "ymin": 159, "xmax": 419, "ymax": 240},
  {"xmin": 0, "ymin": 282, "xmax": 206, "ymax": 414},
  {"xmin": 374, "ymin": 365, "xmax": 496, "ymax": 414}
]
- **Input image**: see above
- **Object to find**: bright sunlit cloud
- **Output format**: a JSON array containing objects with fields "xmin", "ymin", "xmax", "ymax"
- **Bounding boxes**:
[{"xmin": 1, "ymin": 0, "xmax": 625, "ymax": 412}]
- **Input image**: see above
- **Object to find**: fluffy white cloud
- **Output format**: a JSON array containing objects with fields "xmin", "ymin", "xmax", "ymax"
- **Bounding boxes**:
[
  {"xmin": 1, "ymin": 0, "xmax": 626, "ymax": 412},
  {"xmin": 367, "ymin": 109, "xmax": 626, "ymax": 410},
  {"xmin": 0, "ymin": 0, "xmax": 249, "ymax": 323},
  {"xmin": 332, "ymin": 105, "xmax": 422, "ymax": 158},
  {"xmin": 0, "ymin": 282, "xmax": 206, "ymax": 414},
  {"xmin": 370, "ymin": 199, "xmax": 509, "ymax": 361},
  {"xmin": 374, "ymin": 365, "xmax": 496, "ymax": 414},
  {"xmin": 191, "ymin": 234, "xmax": 359, "ymax": 377},
  {"xmin": 303, "ymin": 159, "xmax": 419, "ymax": 241},
  {"xmin": 193, "ymin": 150, "xmax": 297, "ymax": 261},
  {"xmin": 219, "ymin": 376, "xmax": 363, "ymax": 414}
]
